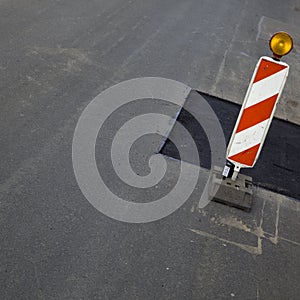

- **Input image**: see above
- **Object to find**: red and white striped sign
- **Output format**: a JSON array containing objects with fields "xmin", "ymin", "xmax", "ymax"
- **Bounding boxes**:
[{"xmin": 227, "ymin": 56, "xmax": 289, "ymax": 168}]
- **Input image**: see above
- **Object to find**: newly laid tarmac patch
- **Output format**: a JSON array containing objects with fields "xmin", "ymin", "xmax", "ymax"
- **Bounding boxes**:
[{"xmin": 161, "ymin": 90, "xmax": 300, "ymax": 200}]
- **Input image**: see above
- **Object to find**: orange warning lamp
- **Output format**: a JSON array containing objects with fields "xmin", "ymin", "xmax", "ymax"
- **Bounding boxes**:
[{"xmin": 269, "ymin": 32, "xmax": 293, "ymax": 59}]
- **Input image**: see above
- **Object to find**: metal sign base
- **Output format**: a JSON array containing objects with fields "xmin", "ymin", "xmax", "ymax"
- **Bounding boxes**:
[{"xmin": 210, "ymin": 167, "xmax": 253, "ymax": 212}]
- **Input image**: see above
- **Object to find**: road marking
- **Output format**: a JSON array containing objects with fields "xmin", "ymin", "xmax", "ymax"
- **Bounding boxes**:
[{"xmin": 189, "ymin": 188, "xmax": 300, "ymax": 255}]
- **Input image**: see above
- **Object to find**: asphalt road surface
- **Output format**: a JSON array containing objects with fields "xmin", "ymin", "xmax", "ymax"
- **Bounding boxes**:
[{"xmin": 1, "ymin": 0, "xmax": 300, "ymax": 299}]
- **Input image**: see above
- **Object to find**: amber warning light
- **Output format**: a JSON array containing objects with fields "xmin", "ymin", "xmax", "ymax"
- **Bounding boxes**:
[{"xmin": 269, "ymin": 31, "xmax": 293, "ymax": 59}]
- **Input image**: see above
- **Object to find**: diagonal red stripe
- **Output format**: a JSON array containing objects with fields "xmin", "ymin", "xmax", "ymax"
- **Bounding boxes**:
[
  {"xmin": 253, "ymin": 59, "xmax": 287, "ymax": 83},
  {"xmin": 236, "ymin": 94, "xmax": 278, "ymax": 133},
  {"xmin": 228, "ymin": 144, "xmax": 260, "ymax": 167}
]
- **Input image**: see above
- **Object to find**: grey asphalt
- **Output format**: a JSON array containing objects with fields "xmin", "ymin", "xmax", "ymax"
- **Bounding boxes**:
[{"xmin": 1, "ymin": 0, "xmax": 300, "ymax": 299}]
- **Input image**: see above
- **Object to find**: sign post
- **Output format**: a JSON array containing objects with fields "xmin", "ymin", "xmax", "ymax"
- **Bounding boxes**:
[
  {"xmin": 225, "ymin": 31, "xmax": 293, "ymax": 181},
  {"xmin": 212, "ymin": 32, "xmax": 293, "ymax": 211},
  {"xmin": 226, "ymin": 56, "xmax": 289, "ymax": 180}
]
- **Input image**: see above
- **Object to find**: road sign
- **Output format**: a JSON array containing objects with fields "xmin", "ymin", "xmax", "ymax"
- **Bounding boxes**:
[{"xmin": 226, "ymin": 56, "xmax": 289, "ymax": 171}]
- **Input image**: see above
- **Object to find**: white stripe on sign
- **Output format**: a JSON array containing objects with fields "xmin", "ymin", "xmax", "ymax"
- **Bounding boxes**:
[
  {"xmin": 245, "ymin": 69, "xmax": 287, "ymax": 109},
  {"xmin": 227, "ymin": 119, "xmax": 269, "ymax": 157}
]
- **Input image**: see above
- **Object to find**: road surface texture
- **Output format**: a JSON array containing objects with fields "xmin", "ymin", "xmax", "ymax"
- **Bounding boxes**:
[{"xmin": 1, "ymin": 0, "xmax": 300, "ymax": 299}]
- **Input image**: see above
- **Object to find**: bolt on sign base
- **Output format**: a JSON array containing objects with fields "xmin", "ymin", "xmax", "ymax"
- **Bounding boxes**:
[{"xmin": 209, "ymin": 167, "xmax": 253, "ymax": 212}]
